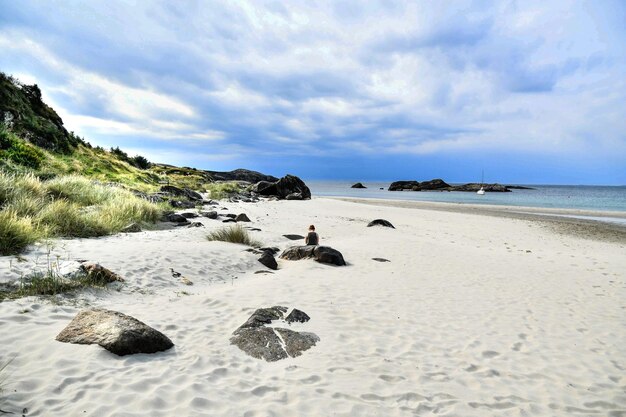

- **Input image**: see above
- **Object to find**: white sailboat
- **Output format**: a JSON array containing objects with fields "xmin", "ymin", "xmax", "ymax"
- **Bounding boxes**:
[{"xmin": 477, "ymin": 171, "xmax": 485, "ymax": 195}]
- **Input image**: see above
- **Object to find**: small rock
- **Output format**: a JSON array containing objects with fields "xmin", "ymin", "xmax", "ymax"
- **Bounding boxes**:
[
  {"xmin": 222, "ymin": 219, "xmax": 237, "ymax": 223},
  {"xmin": 351, "ymin": 182, "xmax": 366, "ymax": 188},
  {"xmin": 283, "ymin": 234, "xmax": 305, "ymax": 240},
  {"xmin": 367, "ymin": 219, "xmax": 395, "ymax": 228},
  {"xmin": 80, "ymin": 263, "xmax": 124, "ymax": 283},
  {"xmin": 180, "ymin": 277, "xmax": 193, "ymax": 285},
  {"xmin": 235, "ymin": 213, "xmax": 251, "ymax": 222},
  {"xmin": 372, "ymin": 258, "xmax": 391, "ymax": 262},
  {"xmin": 258, "ymin": 252, "xmax": 278, "ymax": 270},
  {"xmin": 224, "ymin": 214, "xmax": 237, "ymax": 219},
  {"xmin": 121, "ymin": 223, "xmax": 141, "ymax": 233},
  {"xmin": 254, "ymin": 270, "xmax": 274, "ymax": 274},
  {"xmin": 187, "ymin": 222, "xmax": 204, "ymax": 228},
  {"xmin": 285, "ymin": 309, "xmax": 310, "ymax": 324},
  {"xmin": 200, "ymin": 211, "xmax": 218, "ymax": 219},
  {"xmin": 180, "ymin": 212, "xmax": 198, "ymax": 219},
  {"xmin": 166, "ymin": 213, "xmax": 188, "ymax": 223}
]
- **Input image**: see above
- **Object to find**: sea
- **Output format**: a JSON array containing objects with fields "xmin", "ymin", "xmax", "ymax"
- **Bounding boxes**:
[{"xmin": 306, "ymin": 180, "xmax": 626, "ymax": 224}]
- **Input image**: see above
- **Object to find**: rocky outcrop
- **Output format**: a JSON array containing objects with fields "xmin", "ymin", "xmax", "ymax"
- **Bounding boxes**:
[
  {"xmin": 351, "ymin": 182, "xmax": 366, "ymax": 188},
  {"xmin": 253, "ymin": 175, "xmax": 311, "ymax": 200},
  {"xmin": 448, "ymin": 183, "xmax": 511, "ymax": 192},
  {"xmin": 160, "ymin": 185, "xmax": 203, "ymax": 201},
  {"xmin": 279, "ymin": 245, "xmax": 346, "ymax": 266},
  {"xmin": 230, "ymin": 306, "xmax": 319, "ymax": 362},
  {"xmin": 205, "ymin": 169, "xmax": 278, "ymax": 183},
  {"xmin": 388, "ymin": 179, "xmax": 450, "ymax": 191},
  {"xmin": 367, "ymin": 219, "xmax": 395, "ymax": 228},
  {"xmin": 56, "ymin": 309, "xmax": 174, "ymax": 356}
]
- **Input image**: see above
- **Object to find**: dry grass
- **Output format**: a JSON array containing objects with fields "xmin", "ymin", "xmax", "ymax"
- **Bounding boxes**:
[{"xmin": 206, "ymin": 224, "xmax": 262, "ymax": 247}]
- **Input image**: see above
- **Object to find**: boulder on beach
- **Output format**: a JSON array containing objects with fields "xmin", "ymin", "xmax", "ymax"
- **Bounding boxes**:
[
  {"xmin": 166, "ymin": 213, "xmax": 189, "ymax": 223},
  {"xmin": 253, "ymin": 175, "xmax": 311, "ymax": 200},
  {"xmin": 180, "ymin": 212, "xmax": 198, "ymax": 219},
  {"xmin": 200, "ymin": 210, "xmax": 218, "ymax": 219},
  {"xmin": 230, "ymin": 306, "xmax": 319, "ymax": 362},
  {"xmin": 351, "ymin": 182, "xmax": 366, "ymax": 188},
  {"xmin": 367, "ymin": 219, "xmax": 395, "ymax": 229},
  {"xmin": 279, "ymin": 245, "xmax": 346, "ymax": 266},
  {"xmin": 258, "ymin": 251, "xmax": 278, "ymax": 270},
  {"xmin": 56, "ymin": 308, "xmax": 174, "ymax": 356}
]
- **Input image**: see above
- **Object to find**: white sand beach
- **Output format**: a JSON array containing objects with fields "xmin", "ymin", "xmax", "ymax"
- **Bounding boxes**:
[{"xmin": 1, "ymin": 197, "xmax": 625, "ymax": 416}]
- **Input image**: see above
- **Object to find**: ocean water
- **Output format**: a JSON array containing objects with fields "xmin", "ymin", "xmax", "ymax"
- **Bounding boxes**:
[{"xmin": 306, "ymin": 181, "xmax": 626, "ymax": 213}]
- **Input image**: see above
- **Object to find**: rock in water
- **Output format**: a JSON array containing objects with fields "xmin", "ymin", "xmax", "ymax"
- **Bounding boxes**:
[
  {"xmin": 56, "ymin": 309, "xmax": 174, "ymax": 356},
  {"xmin": 367, "ymin": 219, "xmax": 395, "ymax": 228},
  {"xmin": 351, "ymin": 182, "xmax": 366, "ymax": 188},
  {"xmin": 258, "ymin": 252, "xmax": 278, "ymax": 270},
  {"xmin": 230, "ymin": 306, "xmax": 319, "ymax": 362},
  {"xmin": 279, "ymin": 245, "xmax": 346, "ymax": 266}
]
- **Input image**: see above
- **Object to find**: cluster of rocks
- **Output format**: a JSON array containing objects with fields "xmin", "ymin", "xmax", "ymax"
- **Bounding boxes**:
[
  {"xmin": 134, "ymin": 185, "xmax": 209, "ymax": 209},
  {"xmin": 230, "ymin": 306, "xmax": 319, "ymax": 362},
  {"xmin": 250, "ymin": 175, "xmax": 311, "ymax": 200},
  {"xmin": 280, "ymin": 245, "xmax": 346, "ymax": 266},
  {"xmin": 163, "ymin": 210, "xmax": 252, "ymax": 227},
  {"xmin": 388, "ymin": 179, "xmax": 534, "ymax": 192}
]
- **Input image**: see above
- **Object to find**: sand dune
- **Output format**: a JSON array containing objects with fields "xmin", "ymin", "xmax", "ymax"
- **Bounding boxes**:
[{"xmin": 1, "ymin": 198, "xmax": 625, "ymax": 416}]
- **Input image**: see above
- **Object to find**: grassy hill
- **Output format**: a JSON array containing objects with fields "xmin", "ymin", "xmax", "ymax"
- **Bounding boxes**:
[{"xmin": 0, "ymin": 72, "xmax": 246, "ymax": 255}]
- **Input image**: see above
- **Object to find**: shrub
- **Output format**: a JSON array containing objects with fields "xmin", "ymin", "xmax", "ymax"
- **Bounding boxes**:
[
  {"xmin": 206, "ymin": 224, "xmax": 262, "ymax": 247},
  {"xmin": 205, "ymin": 182, "xmax": 242, "ymax": 200},
  {"xmin": 0, "ymin": 209, "xmax": 42, "ymax": 255},
  {"xmin": 131, "ymin": 155, "xmax": 151, "ymax": 170}
]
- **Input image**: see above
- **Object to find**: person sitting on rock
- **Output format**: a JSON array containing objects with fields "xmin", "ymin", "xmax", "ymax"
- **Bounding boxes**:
[{"xmin": 305, "ymin": 225, "xmax": 319, "ymax": 246}]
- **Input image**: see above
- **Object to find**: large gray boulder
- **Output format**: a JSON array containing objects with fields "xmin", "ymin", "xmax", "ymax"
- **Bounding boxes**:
[
  {"xmin": 230, "ymin": 306, "xmax": 319, "ymax": 362},
  {"xmin": 56, "ymin": 309, "xmax": 173, "ymax": 356},
  {"xmin": 279, "ymin": 245, "xmax": 346, "ymax": 266}
]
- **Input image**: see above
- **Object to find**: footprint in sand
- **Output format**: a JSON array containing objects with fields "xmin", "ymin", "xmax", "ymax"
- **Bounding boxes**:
[{"xmin": 482, "ymin": 350, "xmax": 500, "ymax": 359}]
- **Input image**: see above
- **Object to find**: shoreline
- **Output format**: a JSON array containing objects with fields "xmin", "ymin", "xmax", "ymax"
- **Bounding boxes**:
[{"xmin": 327, "ymin": 196, "xmax": 626, "ymax": 243}]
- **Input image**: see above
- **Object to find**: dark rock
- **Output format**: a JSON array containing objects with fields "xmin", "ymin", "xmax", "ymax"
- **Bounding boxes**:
[
  {"xmin": 254, "ymin": 175, "xmax": 311, "ymax": 200},
  {"xmin": 187, "ymin": 222, "xmax": 204, "ymax": 228},
  {"xmin": 170, "ymin": 200, "xmax": 197, "ymax": 209},
  {"xmin": 379, "ymin": 187, "xmax": 384, "ymax": 190},
  {"xmin": 259, "ymin": 247, "xmax": 280, "ymax": 255},
  {"xmin": 239, "ymin": 306, "xmax": 288, "ymax": 329},
  {"xmin": 254, "ymin": 270, "xmax": 274, "ymax": 274},
  {"xmin": 372, "ymin": 258, "xmax": 391, "ymax": 262},
  {"xmin": 180, "ymin": 212, "xmax": 198, "ymax": 219},
  {"xmin": 285, "ymin": 309, "xmax": 310, "ymax": 324},
  {"xmin": 388, "ymin": 179, "xmax": 450, "ymax": 191},
  {"xmin": 200, "ymin": 211, "xmax": 218, "ymax": 219},
  {"xmin": 56, "ymin": 308, "xmax": 174, "ymax": 356},
  {"xmin": 205, "ymin": 169, "xmax": 278, "ymax": 183},
  {"xmin": 160, "ymin": 185, "xmax": 203, "ymax": 201},
  {"xmin": 351, "ymin": 182, "xmax": 366, "ymax": 188},
  {"xmin": 121, "ymin": 223, "xmax": 141, "ymax": 233},
  {"xmin": 279, "ymin": 245, "xmax": 346, "ymax": 266},
  {"xmin": 235, "ymin": 213, "xmax": 251, "ymax": 222},
  {"xmin": 283, "ymin": 234, "xmax": 305, "ymax": 240},
  {"xmin": 222, "ymin": 219, "xmax": 236, "ymax": 223},
  {"xmin": 367, "ymin": 219, "xmax": 395, "ymax": 228},
  {"xmin": 224, "ymin": 213, "xmax": 237, "ymax": 218},
  {"xmin": 80, "ymin": 263, "xmax": 124, "ymax": 283},
  {"xmin": 258, "ymin": 252, "xmax": 278, "ymax": 270},
  {"xmin": 175, "ymin": 220, "xmax": 192, "ymax": 226},
  {"xmin": 246, "ymin": 227, "xmax": 262, "ymax": 231},
  {"xmin": 230, "ymin": 307, "xmax": 319, "ymax": 362},
  {"xmin": 166, "ymin": 213, "xmax": 188, "ymax": 223}
]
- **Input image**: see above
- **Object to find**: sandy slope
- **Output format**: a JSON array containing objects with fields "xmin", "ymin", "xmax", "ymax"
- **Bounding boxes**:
[{"xmin": 1, "ymin": 197, "xmax": 625, "ymax": 416}]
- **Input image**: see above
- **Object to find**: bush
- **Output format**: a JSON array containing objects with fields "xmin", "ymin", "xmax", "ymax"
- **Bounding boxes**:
[
  {"xmin": 131, "ymin": 155, "xmax": 151, "ymax": 170},
  {"xmin": 0, "ymin": 209, "xmax": 42, "ymax": 255},
  {"xmin": 206, "ymin": 224, "xmax": 262, "ymax": 247}
]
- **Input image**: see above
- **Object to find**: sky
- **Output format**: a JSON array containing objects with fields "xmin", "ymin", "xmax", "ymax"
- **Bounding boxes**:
[{"xmin": 1, "ymin": 1, "xmax": 625, "ymax": 184}]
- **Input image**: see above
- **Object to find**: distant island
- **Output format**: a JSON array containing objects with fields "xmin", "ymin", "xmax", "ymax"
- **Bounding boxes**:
[{"xmin": 388, "ymin": 179, "xmax": 535, "ymax": 192}]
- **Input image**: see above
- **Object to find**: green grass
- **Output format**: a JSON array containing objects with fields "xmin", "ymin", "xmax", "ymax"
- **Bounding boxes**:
[
  {"xmin": 205, "ymin": 181, "xmax": 243, "ymax": 200},
  {"xmin": 0, "ymin": 267, "xmax": 111, "ymax": 301},
  {"xmin": 206, "ymin": 224, "xmax": 262, "ymax": 247},
  {"xmin": 0, "ymin": 171, "xmax": 164, "ymax": 255}
]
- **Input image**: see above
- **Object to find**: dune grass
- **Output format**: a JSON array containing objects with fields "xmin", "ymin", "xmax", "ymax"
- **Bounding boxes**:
[
  {"xmin": 206, "ymin": 224, "xmax": 262, "ymax": 247},
  {"xmin": 0, "ymin": 171, "xmax": 164, "ymax": 255}
]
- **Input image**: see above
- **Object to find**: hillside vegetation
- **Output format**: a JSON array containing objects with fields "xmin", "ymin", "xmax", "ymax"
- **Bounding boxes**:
[{"xmin": 0, "ymin": 72, "xmax": 236, "ymax": 254}]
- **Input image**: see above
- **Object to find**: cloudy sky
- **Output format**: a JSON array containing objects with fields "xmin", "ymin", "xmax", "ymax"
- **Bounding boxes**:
[{"xmin": 1, "ymin": 1, "xmax": 625, "ymax": 184}]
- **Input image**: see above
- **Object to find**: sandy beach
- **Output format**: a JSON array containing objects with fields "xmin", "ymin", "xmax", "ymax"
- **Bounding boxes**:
[{"xmin": 1, "ymin": 197, "xmax": 625, "ymax": 416}]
